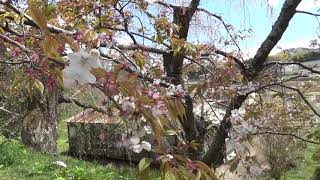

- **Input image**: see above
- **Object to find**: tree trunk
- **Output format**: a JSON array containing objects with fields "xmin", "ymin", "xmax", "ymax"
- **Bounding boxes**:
[
  {"xmin": 21, "ymin": 88, "xmax": 58, "ymax": 154},
  {"xmin": 163, "ymin": 2, "xmax": 200, "ymax": 143},
  {"xmin": 203, "ymin": 0, "xmax": 301, "ymax": 167},
  {"xmin": 202, "ymin": 95, "xmax": 247, "ymax": 167}
]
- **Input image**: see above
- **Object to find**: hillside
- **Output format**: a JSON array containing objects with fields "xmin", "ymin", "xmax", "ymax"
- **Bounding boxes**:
[{"xmin": 268, "ymin": 47, "xmax": 320, "ymax": 62}]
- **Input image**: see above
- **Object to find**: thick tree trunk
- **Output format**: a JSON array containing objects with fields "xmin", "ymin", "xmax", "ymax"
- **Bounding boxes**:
[
  {"xmin": 203, "ymin": 0, "xmax": 302, "ymax": 167},
  {"xmin": 163, "ymin": 1, "xmax": 200, "ymax": 143},
  {"xmin": 163, "ymin": 52, "xmax": 198, "ymax": 142},
  {"xmin": 21, "ymin": 88, "xmax": 58, "ymax": 154}
]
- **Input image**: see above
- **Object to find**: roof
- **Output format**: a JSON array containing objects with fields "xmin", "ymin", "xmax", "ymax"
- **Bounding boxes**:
[{"xmin": 66, "ymin": 109, "xmax": 119, "ymax": 124}]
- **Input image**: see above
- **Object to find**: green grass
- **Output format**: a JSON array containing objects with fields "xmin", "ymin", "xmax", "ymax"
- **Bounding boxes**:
[
  {"xmin": 284, "ymin": 144, "xmax": 320, "ymax": 180},
  {"xmin": 57, "ymin": 121, "xmax": 69, "ymax": 154},
  {"xmin": 0, "ymin": 96, "xmax": 160, "ymax": 180},
  {"xmin": 0, "ymin": 136, "xmax": 149, "ymax": 180}
]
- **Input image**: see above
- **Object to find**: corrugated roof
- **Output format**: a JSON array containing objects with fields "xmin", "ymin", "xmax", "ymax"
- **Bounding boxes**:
[{"xmin": 66, "ymin": 109, "xmax": 119, "ymax": 124}]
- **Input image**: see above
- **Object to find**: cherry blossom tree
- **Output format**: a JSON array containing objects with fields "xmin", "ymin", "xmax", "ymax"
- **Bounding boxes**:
[{"xmin": 1, "ymin": 0, "xmax": 320, "ymax": 178}]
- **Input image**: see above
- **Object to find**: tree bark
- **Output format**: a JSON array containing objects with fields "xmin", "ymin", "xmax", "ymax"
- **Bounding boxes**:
[
  {"xmin": 202, "ymin": 95, "xmax": 247, "ymax": 167},
  {"xmin": 163, "ymin": 1, "xmax": 200, "ymax": 143},
  {"xmin": 21, "ymin": 87, "xmax": 58, "ymax": 154},
  {"xmin": 203, "ymin": 0, "xmax": 302, "ymax": 167}
]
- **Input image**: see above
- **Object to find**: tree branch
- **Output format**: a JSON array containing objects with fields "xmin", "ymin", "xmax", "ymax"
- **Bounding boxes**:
[
  {"xmin": 252, "ymin": 131, "xmax": 320, "ymax": 145},
  {"xmin": 278, "ymin": 84, "xmax": 320, "ymax": 117},
  {"xmin": 2, "ymin": 2, "xmax": 75, "ymax": 35},
  {"xmin": 251, "ymin": 0, "xmax": 302, "ymax": 77},
  {"xmin": 0, "ymin": 33, "xmax": 31, "ymax": 53},
  {"xmin": 296, "ymin": 10, "xmax": 320, "ymax": 17},
  {"xmin": 58, "ymin": 96, "xmax": 108, "ymax": 114},
  {"xmin": 266, "ymin": 61, "xmax": 320, "ymax": 74}
]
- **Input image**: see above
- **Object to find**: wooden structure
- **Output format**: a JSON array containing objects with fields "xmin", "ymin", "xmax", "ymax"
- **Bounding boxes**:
[{"xmin": 67, "ymin": 110, "xmax": 153, "ymax": 162}]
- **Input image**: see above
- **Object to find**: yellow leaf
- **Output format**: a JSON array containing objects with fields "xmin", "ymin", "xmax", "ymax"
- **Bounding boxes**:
[
  {"xmin": 43, "ymin": 35, "xmax": 60, "ymax": 59},
  {"xmin": 134, "ymin": 51, "xmax": 147, "ymax": 69},
  {"xmin": 188, "ymin": 84, "xmax": 198, "ymax": 94},
  {"xmin": 138, "ymin": 158, "xmax": 152, "ymax": 172},
  {"xmin": 173, "ymin": 154, "xmax": 187, "ymax": 163},
  {"xmin": 54, "ymin": 68, "xmax": 64, "ymax": 86},
  {"xmin": 164, "ymin": 171, "xmax": 176, "ymax": 180},
  {"xmin": 138, "ymin": 156, "xmax": 152, "ymax": 180},
  {"xmin": 28, "ymin": 0, "xmax": 49, "ymax": 34},
  {"xmin": 33, "ymin": 79, "xmax": 44, "ymax": 95},
  {"xmin": 90, "ymin": 68, "xmax": 106, "ymax": 78},
  {"xmin": 84, "ymin": 30, "xmax": 98, "ymax": 42},
  {"xmin": 164, "ymin": 130, "xmax": 177, "ymax": 136},
  {"xmin": 175, "ymin": 100, "xmax": 186, "ymax": 118},
  {"xmin": 11, "ymin": 77, "xmax": 24, "ymax": 90}
]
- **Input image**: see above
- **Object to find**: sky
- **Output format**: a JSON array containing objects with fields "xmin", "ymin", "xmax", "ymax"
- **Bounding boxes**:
[{"xmin": 198, "ymin": 0, "xmax": 320, "ymax": 57}]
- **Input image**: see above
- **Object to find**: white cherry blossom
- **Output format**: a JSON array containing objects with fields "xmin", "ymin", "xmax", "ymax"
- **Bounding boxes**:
[{"xmin": 63, "ymin": 49, "xmax": 103, "ymax": 88}]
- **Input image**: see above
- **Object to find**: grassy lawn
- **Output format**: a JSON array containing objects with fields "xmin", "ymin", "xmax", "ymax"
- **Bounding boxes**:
[{"xmin": 0, "ymin": 136, "xmax": 155, "ymax": 180}]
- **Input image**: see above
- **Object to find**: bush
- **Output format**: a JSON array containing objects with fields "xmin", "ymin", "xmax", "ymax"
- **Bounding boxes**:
[
  {"xmin": 312, "ymin": 167, "xmax": 320, "ymax": 180},
  {"xmin": 256, "ymin": 134, "xmax": 305, "ymax": 179}
]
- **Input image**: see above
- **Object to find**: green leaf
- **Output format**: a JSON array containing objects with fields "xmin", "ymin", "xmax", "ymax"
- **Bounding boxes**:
[
  {"xmin": 33, "ymin": 79, "xmax": 44, "ymax": 95},
  {"xmin": 138, "ymin": 158, "xmax": 152, "ymax": 172},
  {"xmin": 312, "ymin": 149, "xmax": 320, "ymax": 161},
  {"xmin": 155, "ymin": 35, "xmax": 164, "ymax": 44},
  {"xmin": 164, "ymin": 130, "xmax": 177, "ymax": 136}
]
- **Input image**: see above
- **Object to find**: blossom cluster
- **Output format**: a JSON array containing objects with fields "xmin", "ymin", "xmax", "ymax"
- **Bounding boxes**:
[
  {"xmin": 63, "ymin": 49, "xmax": 103, "ymax": 88},
  {"xmin": 227, "ymin": 108, "xmax": 263, "ymax": 178},
  {"xmin": 117, "ymin": 125, "xmax": 153, "ymax": 153}
]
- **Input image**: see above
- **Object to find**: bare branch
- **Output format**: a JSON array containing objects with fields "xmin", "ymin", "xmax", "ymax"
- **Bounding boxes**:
[
  {"xmin": 252, "ymin": 131, "xmax": 320, "ymax": 145},
  {"xmin": 114, "ymin": 44, "xmax": 169, "ymax": 54},
  {"xmin": 278, "ymin": 84, "xmax": 320, "ymax": 117},
  {"xmin": 0, "ymin": 107, "xmax": 21, "ymax": 117},
  {"xmin": 2, "ymin": 2, "xmax": 75, "ymax": 35},
  {"xmin": 296, "ymin": 10, "xmax": 320, "ymax": 17},
  {"xmin": 267, "ymin": 61, "xmax": 320, "ymax": 74},
  {"xmin": 197, "ymin": 8, "xmax": 243, "ymax": 54},
  {"xmin": 0, "ymin": 60, "xmax": 31, "ymax": 65},
  {"xmin": 59, "ymin": 96, "xmax": 108, "ymax": 114},
  {"xmin": 0, "ymin": 34, "xmax": 31, "ymax": 53}
]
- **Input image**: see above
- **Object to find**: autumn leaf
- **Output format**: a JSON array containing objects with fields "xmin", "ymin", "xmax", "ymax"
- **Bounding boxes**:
[
  {"xmin": 90, "ymin": 68, "xmax": 107, "ymax": 78},
  {"xmin": 42, "ymin": 36, "xmax": 61, "ymax": 60},
  {"xmin": 194, "ymin": 161, "xmax": 218, "ymax": 180},
  {"xmin": 28, "ymin": 0, "xmax": 49, "ymax": 35}
]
